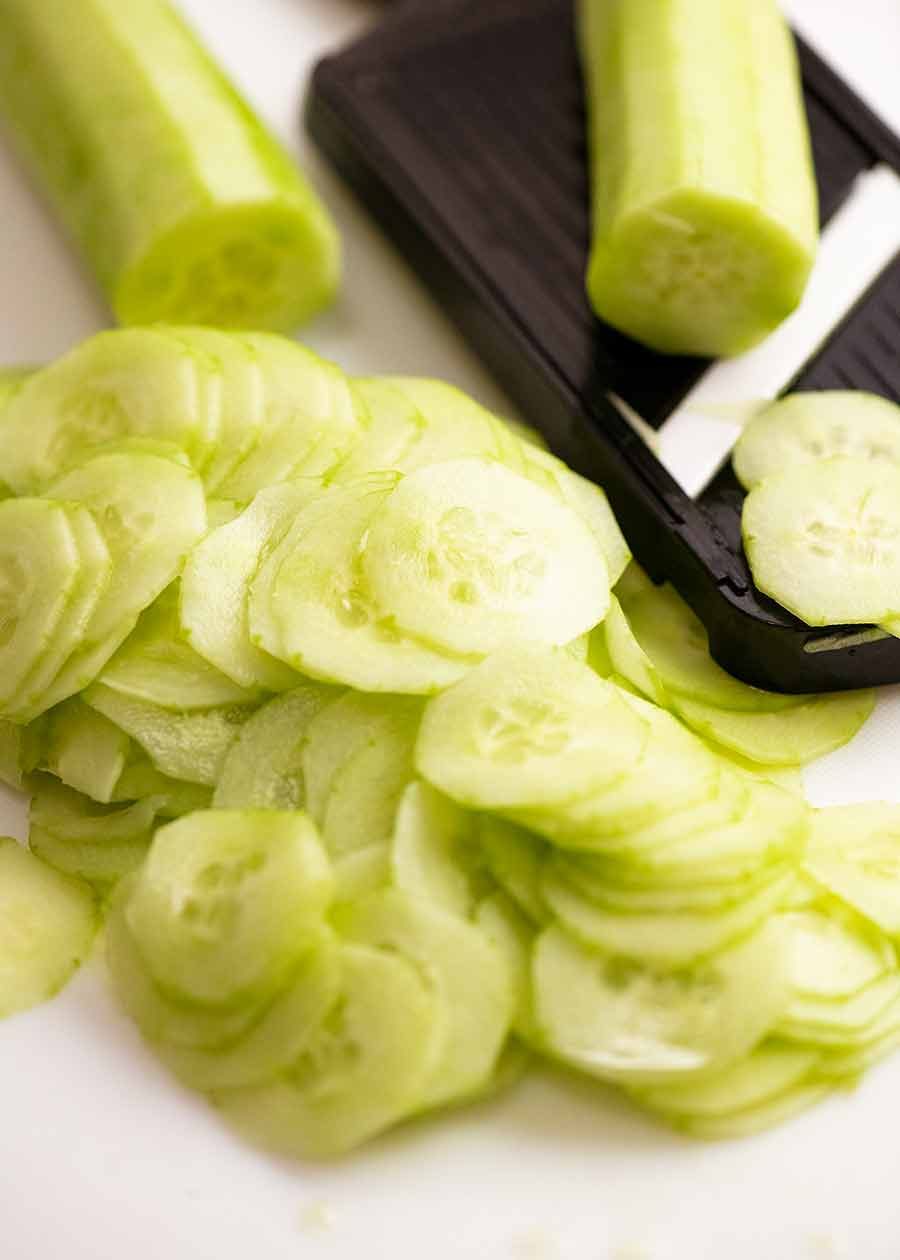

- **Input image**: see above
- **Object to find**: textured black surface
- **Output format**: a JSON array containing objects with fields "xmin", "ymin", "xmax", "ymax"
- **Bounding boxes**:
[{"xmin": 307, "ymin": 0, "xmax": 900, "ymax": 691}]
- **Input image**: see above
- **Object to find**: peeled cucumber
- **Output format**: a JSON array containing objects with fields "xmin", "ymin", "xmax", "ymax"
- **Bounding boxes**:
[{"xmin": 578, "ymin": 0, "xmax": 818, "ymax": 355}]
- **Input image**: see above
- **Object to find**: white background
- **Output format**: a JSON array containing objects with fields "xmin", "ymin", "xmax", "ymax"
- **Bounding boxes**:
[{"xmin": 2, "ymin": 3, "xmax": 900, "ymax": 1258}]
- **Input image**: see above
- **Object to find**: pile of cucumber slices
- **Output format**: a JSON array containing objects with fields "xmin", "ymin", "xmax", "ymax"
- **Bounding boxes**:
[{"xmin": 1, "ymin": 329, "xmax": 899, "ymax": 1157}]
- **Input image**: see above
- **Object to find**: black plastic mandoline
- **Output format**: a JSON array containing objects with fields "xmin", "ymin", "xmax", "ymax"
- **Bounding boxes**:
[{"xmin": 306, "ymin": 0, "xmax": 900, "ymax": 694}]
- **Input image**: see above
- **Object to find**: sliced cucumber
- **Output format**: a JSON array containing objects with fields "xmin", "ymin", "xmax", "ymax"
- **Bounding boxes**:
[
  {"xmin": 362, "ymin": 458, "xmax": 610, "ymax": 658},
  {"xmin": 125, "ymin": 810, "xmax": 333, "ymax": 1007},
  {"xmin": 215, "ymin": 942, "xmax": 444, "ymax": 1158},
  {"xmin": 0, "ymin": 837, "xmax": 97, "ymax": 1019},
  {"xmin": 0, "ymin": 717, "xmax": 44, "ymax": 790},
  {"xmin": 372, "ymin": 378, "xmax": 510, "ymax": 473},
  {"xmin": 734, "ymin": 392, "xmax": 900, "ymax": 491},
  {"xmin": 475, "ymin": 892, "xmax": 537, "ymax": 1041},
  {"xmin": 779, "ymin": 971, "xmax": 900, "ymax": 1046},
  {"xmin": 742, "ymin": 456, "xmax": 900, "ymax": 626},
  {"xmin": 805, "ymin": 803, "xmax": 900, "ymax": 938},
  {"xmin": 603, "ymin": 595, "xmax": 668, "ymax": 706},
  {"xmin": 477, "ymin": 815, "xmax": 550, "ymax": 926},
  {"xmin": 416, "ymin": 646, "xmax": 648, "ymax": 810},
  {"xmin": 390, "ymin": 781, "xmax": 488, "ymax": 918},
  {"xmin": 330, "ymin": 378, "xmax": 428, "ymax": 482},
  {"xmin": 43, "ymin": 697, "xmax": 131, "ymax": 803},
  {"xmin": 533, "ymin": 919, "xmax": 790, "ymax": 1083},
  {"xmin": 579, "ymin": 0, "xmax": 817, "ymax": 356},
  {"xmin": 111, "ymin": 755, "xmax": 212, "ymax": 818},
  {"xmin": 783, "ymin": 908, "xmax": 894, "ymax": 1002},
  {"xmin": 333, "ymin": 843, "xmax": 392, "ymax": 904},
  {"xmin": 662, "ymin": 1082, "xmax": 832, "ymax": 1139}
]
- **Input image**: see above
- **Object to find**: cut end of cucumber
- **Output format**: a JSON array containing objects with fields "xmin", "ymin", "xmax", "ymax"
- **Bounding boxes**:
[{"xmin": 115, "ymin": 202, "xmax": 341, "ymax": 333}]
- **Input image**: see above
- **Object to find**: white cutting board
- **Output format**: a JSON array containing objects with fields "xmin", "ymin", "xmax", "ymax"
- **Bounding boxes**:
[{"xmin": 3, "ymin": 3, "xmax": 900, "ymax": 1258}]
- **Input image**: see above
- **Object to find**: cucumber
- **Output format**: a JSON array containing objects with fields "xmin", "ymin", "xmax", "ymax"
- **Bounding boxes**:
[
  {"xmin": 416, "ymin": 646, "xmax": 648, "ymax": 811},
  {"xmin": 362, "ymin": 458, "xmax": 610, "ymax": 658},
  {"xmin": 805, "ymin": 804, "xmax": 900, "ymax": 938},
  {"xmin": 370, "ymin": 378, "xmax": 512, "ymax": 473},
  {"xmin": 43, "ymin": 697, "xmax": 130, "ymax": 803},
  {"xmin": 83, "ymin": 684, "xmax": 258, "ymax": 786},
  {"xmin": 330, "ymin": 379, "xmax": 430, "ymax": 483},
  {"xmin": 603, "ymin": 595, "xmax": 668, "ymax": 706},
  {"xmin": 215, "ymin": 943, "xmax": 444, "ymax": 1159},
  {"xmin": 578, "ymin": 0, "xmax": 817, "ymax": 356},
  {"xmin": 124, "ymin": 810, "xmax": 333, "ymax": 1008},
  {"xmin": 390, "ymin": 781, "xmax": 488, "ymax": 918},
  {"xmin": 477, "ymin": 816, "xmax": 550, "ymax": 926},
  {"xmin": 779, "ymin": 972, "xmax": 900, "ymax": 1046},
  {"xmin": 0, "ymin": 837, "xmax": 97, "ymax": 1019},
  {"xmin": 0, "ymin": 0, "xmax": 339, "ymax": 331},
  {"xmin": 474, "ymin": 893, "xmax": 538, "ymax": 1041},
  {"xmin": 661, "ymin": 1082, "xmax": 832, "ymax": 1139},
  {"xmin": 336, "ymin": 889, "xmax": 514, "ymax": 1108},
  {"xmin": 180, "ymin": 482, "xmax": 319, "ymax": 691},
  {"xmin": 249, "ymin": 476, "xmax": 469, "ymax": 694},
  {"xmin": 783, "ymin": 909, "xmax": 894, "ymax": 1002},
  {"xmin": 671, "ymin": 690, "xmax": 876, "ymax": 768},
  {"xmin": 533, "ymin": 920, "xmax": 790, "ymax": 1084},
  {"xmin": 0, "ymin": 717, "xmax": 44, "ymax": 790},
  {"xmin": 213, "ymin": 682, "xmax": 340, "ymax": 811},
  {"xmin": 111, "ymin": 754, "xmax": 212, "ymax": 818},
  {"xmin": 333, "ymin": 844, "xmax": 392, "ymax": 904},
  {"xmin": 743, "ymin": 456, "xmax": 900, "ymax": 626},
  {"xmin": 734, "ymin": 392, "xmax": 900, "ymax": 491}
]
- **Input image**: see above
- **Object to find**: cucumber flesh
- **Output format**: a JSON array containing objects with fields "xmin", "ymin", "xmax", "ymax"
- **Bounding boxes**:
[
  {"xmin": 474, "ymin": 893, "xmax": 538, "ymax": 1042},
  {"xmin": 331, "ymin": 378, "xmax": 429, "ymax": 483},
  {"xmin": 603, "ymin": 595, "xmax": 668, "ymax": 706},
  {"xmin": 579, "ymin": 0, "xmax": 817, "ymax": 356},
  {"xmin": 0, "ymin": 837, "xmax": 97, "ymax": 1018},
  {"xmin": 333, "ymin": 844, "xmax": 392, "ymax": 904},
  {"xmin": 783, "ymin": 909, "xmax": 894, "ymax": 1002},
  {"xmin": 390, "ymin": 781, "xmax": 488, "ymax": 918},
  {"xmin": 0, "ymin": 718, "xmax": 44, "ymax": 790},
  {"xmin": 111, "ymin": 753, "xmax": 213, "ymax": 818},
  {"xmin": 662, "ymin": 1082, "xmax": 832, "ymax": 1139},
  {"xmin": 43, "ymin": 697, "xmax": 130, "ymax": 804},
  {"xmin": 477, "ymin": 816, "xmax": 550, "ymax": 926},
  {"xmin": 779, "ymin": 972, "xmax": 900, "ymax": 1045},
  {"xmin": 805, "ymin": 803, "xmax": 900, "ymax": 938}
]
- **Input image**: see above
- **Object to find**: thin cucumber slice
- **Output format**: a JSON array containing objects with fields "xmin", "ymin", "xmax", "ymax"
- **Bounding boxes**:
[
  {"xmin": 29, "ymin": 823, "xmax": 150, "ymax": 888},
  {"xmin": 302, "ymin": 691, "xmax": 401, "ymax": 824},
  {"xmin": 333, "ymin": 844, "xmax": 392, "ymax": 904},
  {"xmin": 213, "ymin": 682, "xmax": 340, "ymax": 811},
  {"xmin": 778, "ymin": 972, "xmax": 900, "ymax": 1045},
  {"xmin": 623, "ymin": 583, "xmax": 806, "ymax": 713},
  {"xmin": 416, "ymin": 646, "xmax": 648, "ymax": 810},
  {"xmin": 17, "ymin": 621, "xmax": 136, "ymax": 728},
  {"xmin": 374, "ymin": 378, "xmax": 510, "ymax": 473},
  {"xmin": 533, "ymin": 920, "xmax": 790, "ymax": 1084},
  {"xmin": 579, "ymin": 0, "xmax": 817, "ymax": 356},
  {"xmin": 111, "ymin": 755, "xmax": 212, "ymax": 818},
  {"xmin": 0, "ymin": 718, "xmax": 44, "ymax": 790},
  {"xmin": 390, "ymin": 781, "xmax": 488, "ymax": 918},
  {"xmin": 783, "ymin": 909, "xmax": 894, "ymax": 1002},
  {"xmin": 742, "ymin": 456, "xmax": 900, "ymax": 626},
  {"xmin": 330, "ymin": 378, "xmax": 428, "ymax": 482},
  {"xmin": 44, "ymin": 697, "xmax": 130, "ymax": 803},
  {"xmin": 0, "ymin": 837, "xmax": 96, "ymax": 1019},
  {"xmin": 215, "ymin": 942, "xmax": 443, "ymax": 1159},
  {"xmin": 0, "ymin": 1, "xmax": 339, "ymax": 332},
  {"xmin": 816, "ymin": 992, "xmax": 900, "ymax": 1078},
  {"xmin": 158, "ymin": 930, "xmax": 342, "ymax": 1092},
  {"xmin": 543, "ymin": 867, "xmax": 797, "ymax": 967},
  {"xmin": 362, "ymin": 458, "xmax": 610, "ymax": 657},
  {"xmin": 180, "ymin": 481, "xmax": 320, "ymax": 691},
  {"xmin": 477, "ymin": 816, "xmax": 550, "ymax": 926},
  {"xmin": 671, "ymin": 689, "xmax": 875, "ymax": 767},
  {"xmin": 475, "ymin": 892, "xmax": 538, "ymax": 1041},
  {"xmin": 100, "ymin": 586, "xmax": 259, "ymax": 711},
  {"xmin": 0, "ymin": 500, "xmax": 81, "ymax": 708},
  {"xmin": 805, "ymin": 803, "xmax": 900, "ymax": 938},
  {"xmin": 83, "ymin": 683, "xmax": 258, "ymax": 786},
  {"xmin": 603, "ymin": 595, "xmax": 668, "ymax": 706},
  {"xmin": 250, "ymin": 477, "xmax": 468, "ymax": 693},
  {"xmin": 663, "ymin": 1082, "xmax": 832, "ymax": 1139},
  {"xmin": 734, "ymin": 392, "xmax": 900, "ymax": 491},
  {"xmin": 125, "ymin": 810, "xmax": 333, "ymax": 1008},
  {"xmin": 632, "ymin": 1041, "xmax": 821, "ymax": 1119},
  {"xmin": 336, "ymin": 889, "xmax": 514, "ymax": 1109}
]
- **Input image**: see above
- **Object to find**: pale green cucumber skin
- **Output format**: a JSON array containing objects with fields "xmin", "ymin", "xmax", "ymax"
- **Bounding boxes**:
[
  {"xmin": 0, "ymin": 0, "xmax": 339, "ymax": 331},
  {"xmin": 579, "ymin": 0, "xmax": 817, "ymax": 356}
]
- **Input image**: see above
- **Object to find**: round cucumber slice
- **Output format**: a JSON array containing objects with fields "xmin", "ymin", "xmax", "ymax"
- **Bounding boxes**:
[
  {"xmin": 376, "ymin": 378, "xmax": 510, "ymax": 473},
  {"xmin": 475, "ymin": 892, "xmax": 538, "ymax": 1041},
  {"xmin": 742, "ymin": 456, "xmax": 900, "ymax": 625},
  {"xmin": 671, "ymin": 689, "xmax": 875, "ymax": 767},
  {"xmin": 477, "ymin": 815, "xmax": 550, "ymax": 925},
  {"xmin": 249, "ymin": 477, "xmax": 468, "ymax": 693},
  {"xmin": 362, "ymin": 458, "xmax": 610, "ymax": 657},
  {"xmin": 416, "ymin": 646, "xmax": 648, "ymax": 810},
  {"xmin": 390, "ymin": 781, "xmax": 487, "ymax": 918},
  {"xmin": 336, "ymin": 890, "xmax": 514, "ymax": 1109},
  {"xmin": 603, "ymin": 595, "xmax": 668, "ymax": 705},
  {"xmin": 533, "ymin": 919, "xmax": 791, "ymax": 1084},
  {"xmin": 779, "ymin": 972, "xmax": 900, "ymax": 1046},
  {"xmin": 805, "ymin": 803, "xmax": 900, "ymax": 938},
  {"xmin": 734, "ymin": 392, "xmax": 900, "ymax": 491},
  {"xmin": 783, "ymin": 908, "xmax": 894, "ymax": 1001},
  {"xmin": 213, "ymin": 682, "xmax": 340, "ymax": 811},
  {"xmin": 331, "ymin": 378, "xmax": 428, "ymax": 482},
  {"xmin": 215, "ymin": 942, "xmax": 444, "ymax": 1158},
  {"xmin": 664, "ymin": 1082, "xmax": 833, "ymax": 1139},
  {"xmin": 0, "ymin": 837, "xmax": 97, "ymax": 1019},
  {"xmin": 125, "ymin": 810, "xmax": 333, "ymax": 1007}
]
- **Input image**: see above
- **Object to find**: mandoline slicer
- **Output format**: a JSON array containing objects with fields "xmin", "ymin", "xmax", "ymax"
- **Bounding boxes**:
[{"xmin": 306, "ymin": 0, "xmax": 900, "ymax": 693}]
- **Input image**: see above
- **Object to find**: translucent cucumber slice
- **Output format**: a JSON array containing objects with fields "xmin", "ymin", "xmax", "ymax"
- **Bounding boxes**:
[
  {"xmin": 29, "ymin": 775, "xmax": 158, "ymax": 886},
  {"xmin": 215, "ymin": 943, "xmax": 444, "ymax": 1159},
  {"xmin": 29, "ymin": 823, "xmax": 151, "ymax": 888},
  {"xmin": 416, "ymin": 646, "xmax": 648, "ymax": 810},
  {"xmin": 83, "ymin": 684, "xmax": 258, "ymax": 786},
  {"xmin": 159, "ymin": 930, "xmax": 342, "ymax": 1092},
  {"xmin": 474, "ymin": 893, "xmax": 538, "ymax": 1041},
  {"xmin": 213, "ymin": 682, "xmax": 340, "ymax": 810},
  {"xmin": 623, "ymin": 583, "xmax": 806, "ymax": 713},
  {"xmin": 733, "ymin": 392, "xmax": 900, "ymax": 491},
  {"xmin": 0, "ymin": 500, "xmax": 81, "ymax": 708},
  {"xmin": 603, "ymin": 595, "xmax": 668, "ymax": 705},
  {"xmin": 542, "ymin": 869, "xmax": 796, "ymax": 966},
  {"xmin": 333, "ymin": 843, "xmax": 392, "ymax": 904},
  {"xmin": 16, "ymin": 621, "xmax": 136, "ymax": 728},
  {"xmin": 0, "ymin": 718, "xmax": 44, "ymax": 790},
  {"xmin": 804, "ymin": 803, "xmax": 900, "ymax": 938},
  {"xmin": 783, "ymin": 909, "xmax": 894, "ymax": 1002},
  {"xmin": 477, "ymin": 816, "xmax": 550, "ymax": 925},
  {"xmin": 100, "ymin": 586, "xmax": 260, "ymax": 710},
  {"xmin": 742, "ymin": 456, "xmax": 900, "ymax": 625},
  {"xmin": 44, "ymin": 697, "xmax": 131, "ymax": 803},
  {"xmin": 0, "ymin": 837, "xmax": 97, "ymax": 1019},
  {"xmin": 111, "ymin": 756, "xmax": 212, "ymax": 818},
  {"xmin": 632, "ymin": 1041, "xmax": 820, "ymax": 1119},
  {"xmin": 0, "ymin": 329, "xmax": 218, "ymax": 492},
  {"xmin": 671, "ymin": 689, "xmax": 875, "ymax": 767},
  {"xmin": 816, "ymin": 992, "xmax": 900, "ymax": 1077},
  {"xmin": 390, "ymin": 781, "xmax": 488, "ymax": 918},
  {"xmin": 330, "ymin": 378, "xmax": 428, "ymax": 482},
  {"xmin": 180, "ymin": 481, "xmax": 320, "ymax": 692},
  {"xmin": 362, "ymin": 458, "xmax": 610, "ymax": 658},
  {"xmin": 125, "ymin": 810, "xmax": 333, "ymax": 1007},
  {"xmin": 778, "ymin": 972, "xmax": 900, "ymax": 1046},
  {"xmin": 377, "ymin": 378, "xmax": 510, "ymax": 472},
  {"xmin": 533, "ymin": 919, "xmax": 790, "ymax": 1084},
  {"xmin": 336, "ymin": 890, "xmax": 514, "ymax": 1108},
  {"xmin": 249, "ymin": 477, "xmax": 468, "ymax": 693},
  {"xmin": 665, "ymin": 1082, "xmax": 832, "ymax": 1139}
]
